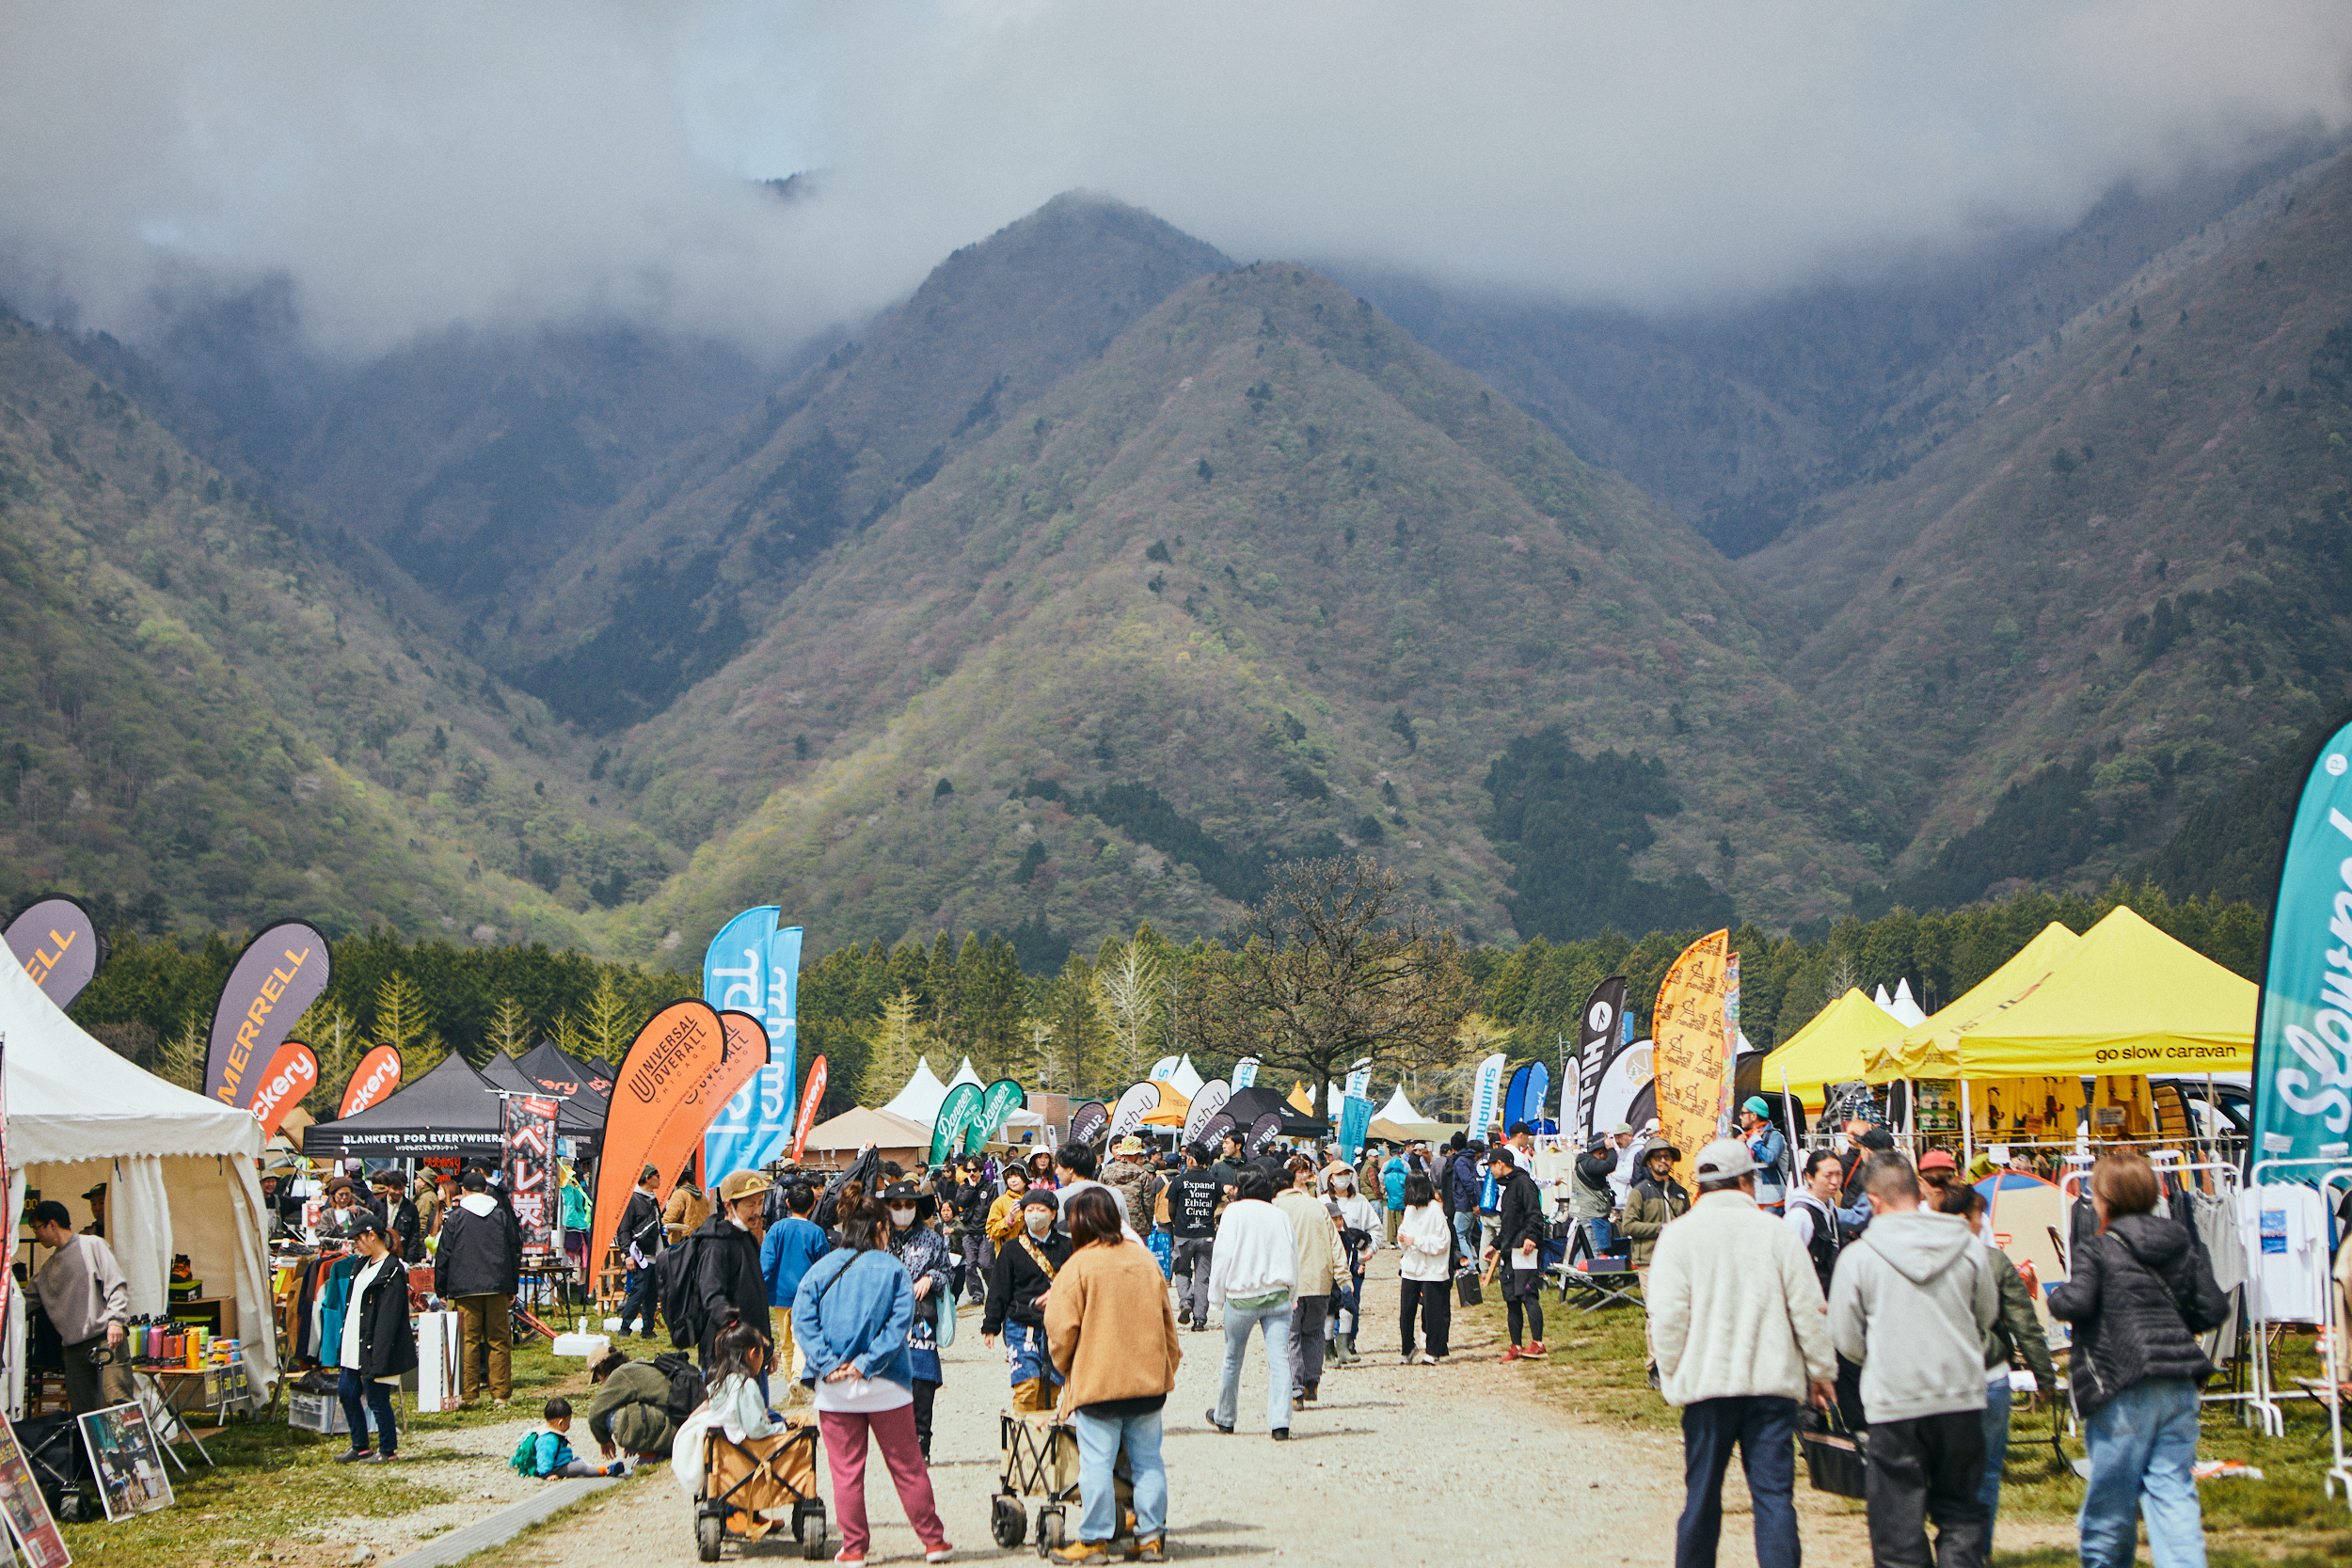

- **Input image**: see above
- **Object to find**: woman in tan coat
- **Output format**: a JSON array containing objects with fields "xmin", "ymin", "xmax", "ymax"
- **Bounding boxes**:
[{"xmin": 1043, "ymin": 1186, "xmax": 1181, "ymax": 1565}]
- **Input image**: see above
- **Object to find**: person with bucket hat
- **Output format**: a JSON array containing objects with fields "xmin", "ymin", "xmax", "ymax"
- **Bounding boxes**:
[
  {"xmin": 1624, "ymin": 1138, "xmax": 1691, "ymax": 1281},
  {"xmin": 685, "ymin": 1168, "xmax": 773, "ymax": 1381},
  {"xmin": 983, "ymin": 1187, "xmax": 1072, "ymax": 1413},
  {"xmin": 1738, "ymin": 1098, "xmax": 1790, "ymax": 1212},
  {"xmin": 1647, "ymin": 1138, "xmax": 1836, "ymax": 1568},
  {"xmin": 882, "ymin": 1179, "xmax": 953, "ymax": 1460}
]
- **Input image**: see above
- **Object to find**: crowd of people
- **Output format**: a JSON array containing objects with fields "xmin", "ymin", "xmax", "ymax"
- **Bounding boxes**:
[{"xmin": 358, "ymin": 1106, "xmax": 2232, "ymax": 1568}]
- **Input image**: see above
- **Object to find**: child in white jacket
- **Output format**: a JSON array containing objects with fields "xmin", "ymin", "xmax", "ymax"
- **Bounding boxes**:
[{"xmin": 1394, "ymin": 1176, "xmax": 1453, "ymax": 1363}]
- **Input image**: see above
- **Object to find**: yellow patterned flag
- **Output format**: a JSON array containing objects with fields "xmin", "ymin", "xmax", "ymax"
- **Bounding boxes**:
[{"xmin": 1652, "ymin": 929, "xmax": 1732, "ymax": 1190}]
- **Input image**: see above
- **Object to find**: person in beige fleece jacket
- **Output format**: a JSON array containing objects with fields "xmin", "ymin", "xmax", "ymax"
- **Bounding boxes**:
[
  {"xmin": 1645, "ymin": 1138, "xmax": 1836, "ymax": 1568},
  {"xmin": 1044, "ymin": 1187, "xmax": 1182, "ymax": 1564}
]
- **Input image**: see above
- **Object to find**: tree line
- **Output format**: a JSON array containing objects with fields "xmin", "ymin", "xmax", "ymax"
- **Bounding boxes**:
[{"xmin": 58, "ymin": 871, "xmax": 2265, "ymax": 1124}]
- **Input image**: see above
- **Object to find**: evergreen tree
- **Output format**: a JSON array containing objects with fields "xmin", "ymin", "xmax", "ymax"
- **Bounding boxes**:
[
  {"xmin": 858, "ymin": 989, "xmax": 930, "ymax": 1106},
  {"xmin": 487, "ymin": 995, "xmax": 533, "ymax": 1058}
]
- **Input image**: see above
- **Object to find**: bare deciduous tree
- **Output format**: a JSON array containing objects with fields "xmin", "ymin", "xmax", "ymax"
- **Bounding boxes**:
[{"xmin": 1197, "ymin": 856, "xmax": 1470, "ymax": 1117}]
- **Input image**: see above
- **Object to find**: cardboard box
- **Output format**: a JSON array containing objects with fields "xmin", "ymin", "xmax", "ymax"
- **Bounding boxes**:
[{"xmin": 289, "ymin": 1389, "xmax": 395, "ymax": 1441}]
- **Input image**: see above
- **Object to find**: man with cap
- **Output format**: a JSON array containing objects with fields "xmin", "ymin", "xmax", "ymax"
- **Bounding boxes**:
[
  {"xmin": 1606, "ymin": 1121, "xmax": 1644, "ymax": 1212},
  {"xmin": 1484, "ymin": 1143, "xmax": 1549, "ymax": 1359},
  {"xmin": 1916, "ymin": 1147, "xmax": 1961, "ymax": 1197},
  {"xmin": 686, "ymin": 1168, "xmax": 773, "ymax": 1375},
  {"xmin": 1738, "ymin": 1098, "xmax": 1790, "ymax": 1212},
  {"xmin": 1840, "ymin": 1124, "xmax": 1894, "ymax": 1209},
  {"xmin": 1166, "ymin": 1144, "xmax": 1224, "ymax": 1330},
  {"xmin": 1648, "ymin": 1139, "xmax": 1836, "ymax": 1568},
  {"xmin": 616, "ymin": 1164, "xmax": 666, "ymax": 1338},
  {"xmin": 434, "ymin": 1167, "xmax": 521, "ymax": 1404},
  {"xmin": 984, "ymin": 1187, "xmax": 1072, "ymax": 1412},
  {"xmin": 1569, "ymin": 1132, "xmax": 1623, "ymax": 1259}
]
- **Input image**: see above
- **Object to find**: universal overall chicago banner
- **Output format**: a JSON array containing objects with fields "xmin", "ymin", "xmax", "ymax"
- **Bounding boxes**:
[{"xmin": 2252, "ymin": 716, "xmax": 2352, "ymax": 1170}]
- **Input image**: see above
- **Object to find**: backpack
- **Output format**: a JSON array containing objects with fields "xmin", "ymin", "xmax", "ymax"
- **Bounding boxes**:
[
  {"xmin": 654, "ymin": 1235, "xmax": 702, "ymax": 1348},
  {"xmin": 508, "ymin": 1431, "xmax": 549, "ymax": 1477},
  {"xmin": 650, "ymin": 1350, "xmax": 707, "ymax": 1426}
]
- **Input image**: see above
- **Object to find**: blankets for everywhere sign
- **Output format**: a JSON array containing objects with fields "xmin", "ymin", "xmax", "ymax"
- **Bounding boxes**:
[{"xmin": 502, "ymin": 1095, "xmax": 559, "ymax": 1250}]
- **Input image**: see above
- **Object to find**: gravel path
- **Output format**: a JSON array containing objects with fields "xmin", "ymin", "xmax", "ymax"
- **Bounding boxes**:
[{"xmin": 481, "ymin": 1247, "xmax": 2049, "ymax": 1568}]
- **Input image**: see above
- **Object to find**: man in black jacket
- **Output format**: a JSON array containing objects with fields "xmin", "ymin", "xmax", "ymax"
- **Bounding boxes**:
[
  {"xmin": 684, "ymin": 1168, "xmax": 772, "ymax": 1370},
  {"xmin": 617, "ymin": 1164, "xmax": 666, "ymax": 1338},
  {"xmin": 1484, "ymin": 1146, "xmax": 1548, "ymax": 1359},
  {"xmin": 373, "ymin": 1170, "xmax": 424, "ymax": 1264},
  {"xmin": 1167, "ymin": 1144, "xmax": 1223, "ymax": 1330},
  {"xmin": 433, "ymin": 1168, "xmax": 521, "ymax": 1405}
]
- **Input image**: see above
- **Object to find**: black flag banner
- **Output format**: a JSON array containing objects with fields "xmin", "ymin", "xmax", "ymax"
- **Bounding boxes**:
[
  {"xmin": 1575, "ymin": 975, "xmax": 1629, "ymax": 1144},
  {"xmin": 204, "ymin": 921, "xmax": 331, "ymax": 1109}
]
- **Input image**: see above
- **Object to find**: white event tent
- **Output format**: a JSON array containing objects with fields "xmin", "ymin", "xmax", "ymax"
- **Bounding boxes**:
[
  {"xmin": 2, "ymin": 954, "xmax": 278, "ymax": 1414},
  {"xmin": 878, "ymin": 1057, "xmax": 948, "ymax": 1127}
]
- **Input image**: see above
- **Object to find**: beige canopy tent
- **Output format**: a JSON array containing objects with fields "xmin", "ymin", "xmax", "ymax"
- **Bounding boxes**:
[
  {"xmin": 2, "ymin": 954, "xmax": 278, "ymax": 1415},
  {"xmin": 798, "ymin": 1106, "xmax": 933, "ymax": 1171}
]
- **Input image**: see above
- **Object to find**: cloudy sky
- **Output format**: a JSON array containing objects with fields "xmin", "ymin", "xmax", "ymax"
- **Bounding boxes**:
[{"xmin": 5, "ymin": 1, "xmax": 2348, "ymax": 356}]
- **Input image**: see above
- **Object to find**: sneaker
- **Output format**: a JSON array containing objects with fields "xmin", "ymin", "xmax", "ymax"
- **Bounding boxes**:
[
  {"xmin": 925, "ymin": 1545, "xmax": 956, "ymax": 1562},
  {"xmin": 1416, "ymin": 1352, "xmax": 1438, "ymax": 1366},
  {"xmin": 1269, "ymin": 1428, "xmax": 1290, "ymax": 1442},
  {"xmin": 333, "ymin": 1449, "xmax": 373, "ymax": 1464},
  {"xmin": 1502, "ymin": 1346, "xmax": 1523, "ymax": 1363},
  {"xmin": 1523, "ymin": 1341, "xmax": 1548, "ymax": 1357},
  {"xmin": 1177, "ymin": 1304, "xmax": 1192, "ymax": 1326},
  {"xmin": 364, "ymin": 1451, "xmax": 401, "ymax": 1465},
  {"xmin": 1047, "ymin": 1544, "xmax": 1109, "ymax": 1566},
  {"xmin": 1130, "ymin": 1538, "xmax": 1166, "ymax": 1562},
  {"xmin": 1204, "ymin": 1408, "xmax": 1233, "ymax": 1435},
  {"xmin": 1302, "ymin": 1382, "xmax": 1318, "ymax": 1402},
  {"xmin": 833, "ymin": 1551, "xmax": 865, "ymax": 1567}
]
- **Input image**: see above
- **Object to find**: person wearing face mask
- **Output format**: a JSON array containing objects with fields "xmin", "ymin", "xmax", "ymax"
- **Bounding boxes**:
[
  {"xmin": 882, "ymin": 1180, "xmax": 953, "ymax": 1461},
  {"xmin": 984, "ymin": 1189, "xmax": 1072, "ymax": 1414},
  {"xmin": 331, "ymin": 1213, "xmax": 417, "ymax": 1463}
]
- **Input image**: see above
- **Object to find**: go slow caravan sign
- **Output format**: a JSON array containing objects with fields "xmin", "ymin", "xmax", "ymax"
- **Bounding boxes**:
[
  {"xmin": 204, "ymin": 922, "xmax": 330, "ymax": 1109},
  {"xmin": 2252, "ymin": 716, "xmax": 2352, "ymax": 1167}
]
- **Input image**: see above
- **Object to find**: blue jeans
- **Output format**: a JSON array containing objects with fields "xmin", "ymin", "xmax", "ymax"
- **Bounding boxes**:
[
  {"xmin": 1677, "ymin": 1396, "xmax": 1798, "ymax": 1568},
  {"xmin": 2079, "ymin": 1378, "xmax": 2205, "ymax": 1568},
  {"xmin": 620, "ymin": 1264, "xmax": 659, "ymax": 1335},
  {"xmin": 1073, "ymin": 1406, "xmax": 1167, "ymax": 1544},
  {"xmin": 1451, "ymin": 1209, "xmax": 1479, "ymax": 1265},
  {"xmin": 1585, "ymin": 1216, "xmax": 1617, "ymax": 1257},
  {"xmin": 1979, "ymin": 1378, "xmax": 2010, "ymax": 1551},
  {"xmin": 337, "ymin": 1369, "xmax": 398, "ymax": 1456},
  {"xmin": 1215, "ymin": 1300, "xmax": 1293, "ymax": 1433}
]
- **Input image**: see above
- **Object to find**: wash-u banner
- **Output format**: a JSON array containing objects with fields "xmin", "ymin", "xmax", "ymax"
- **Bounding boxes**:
[{"xmin": 704, "ymin": 907, "xmax": 803, "ymax": 1110}]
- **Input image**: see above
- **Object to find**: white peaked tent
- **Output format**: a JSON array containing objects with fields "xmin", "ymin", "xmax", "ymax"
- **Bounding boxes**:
[
  {"xmin": 1, "ymin": 955, "xmax": 278, "ymax": 1414},
  {"xmin": 1376, "ymin": 1084, "xmax": 1425, "ymax": 1124},
  {"xmin": 1170, "ymin": 1056, "xmax": 1205, "ymax": 1098},
  {"xmin": 1889, "ymin": 978, "xmax": 1927, "ymax": 1027},
  {"xmin": 945, "ymin": 1057, "xmax": 983, "ymax": 1094},
  {"xmin": 1873, "ymin": 984, "xmax": 1894, "ymax": 1009},
  {"xmin": 880, "ymin": 1057, "xmax": 948, "ymax": 1127}
]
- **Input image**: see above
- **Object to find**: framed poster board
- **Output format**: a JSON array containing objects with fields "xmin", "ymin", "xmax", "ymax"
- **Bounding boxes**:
[
  {"xmin": 0, "ymin": 1414, "xmax": 70, "ymax": 1568},
  {"xmin": 75, "ymin": 1403, "xmax": 172, "ymax": 1522}
]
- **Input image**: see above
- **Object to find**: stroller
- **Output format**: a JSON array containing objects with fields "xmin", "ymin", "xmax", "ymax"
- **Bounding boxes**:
[
  {"xmin": 991, "ymin": 1412, "xmax": 1133, "ymax": 1557},
  {"xmin": 693, "ymin": 1418, "xmax": 827, "ymax": 1561}
]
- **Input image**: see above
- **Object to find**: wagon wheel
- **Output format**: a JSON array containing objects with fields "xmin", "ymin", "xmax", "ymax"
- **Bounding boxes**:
[
  {"xmin": 992, "ymin": 1496, "xmax": 1026, "ymax": 1548},
  {"xmin": 800, "ymin": 1501, "xmax": 828, "ymax": 1561},
  {"xmin": 695, "ymin": 1512, "xmax": 724, "ymax": 1562}
]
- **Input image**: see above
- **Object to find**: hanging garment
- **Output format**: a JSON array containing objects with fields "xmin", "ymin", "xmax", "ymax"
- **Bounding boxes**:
[{"xmin": 2236, "ymin": 1185, "xmax": 2327, "ymax": 1323}]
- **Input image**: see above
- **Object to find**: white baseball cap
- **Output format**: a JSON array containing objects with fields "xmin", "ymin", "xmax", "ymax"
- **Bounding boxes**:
[{"xmin": 1693, "ymin": 1138, "xmax": 1756, "ymax": 1181}]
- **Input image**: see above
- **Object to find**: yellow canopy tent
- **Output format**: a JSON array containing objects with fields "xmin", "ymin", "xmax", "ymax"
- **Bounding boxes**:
[
  {"xmin": 1141, "ymin": 1085, "xmax": 1191, "ymax": 1128},
  {"xmin": 1883, "ymin": 906, "xmax": 2254, "ymax": 1080},
  {"xmin": 1756, "ymin": 988, "xmax": 1904, "ymax": 1110},
  {"xmin": 1866, "ymin": 921, "xmax": 2082, "ymax": 1081},
  {"xmin": 1287, "ymin": 1081, "xmax": 1315, "ymax": 1114}
]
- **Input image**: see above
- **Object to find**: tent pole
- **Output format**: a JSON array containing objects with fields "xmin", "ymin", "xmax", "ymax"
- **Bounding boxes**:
[{"xmin": 1961, "ymin": 1079, "xmax": 1973, "ymax": 1167}]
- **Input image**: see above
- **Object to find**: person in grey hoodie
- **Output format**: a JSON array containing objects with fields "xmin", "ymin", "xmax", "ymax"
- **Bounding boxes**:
[{"xmin": 1829, "ymin": 1152, "xmax": 1997, "ymax": 1568}]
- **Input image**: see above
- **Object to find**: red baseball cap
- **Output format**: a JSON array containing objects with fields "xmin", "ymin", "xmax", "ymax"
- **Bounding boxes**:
[{"xmin": 1918, "ymin": 1149, "xmax": 1959, "ymax": 1171}]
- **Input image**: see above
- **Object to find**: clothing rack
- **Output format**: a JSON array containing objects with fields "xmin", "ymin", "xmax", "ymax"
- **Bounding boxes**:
[{"xmin": 2246, "ymin": 1155, "xmax": 2351, "ymax": 1492}]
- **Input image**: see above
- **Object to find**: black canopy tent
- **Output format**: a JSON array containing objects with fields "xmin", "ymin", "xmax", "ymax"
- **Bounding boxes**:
[
  {"xmin": 1223, "ymin": 1085, "xmax": 1328, "ymax": 1138},
  {"xmin": 302, "ymin": 1052, "xmax": 506, "ymax": 1160},
  {"xmin": 482, "ymin": 1049, "xmax": 604, "ymax": 1143},
  {"xmin": 516, "ymin": 1039, "xmax": 612, "ymax": 1118}
]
